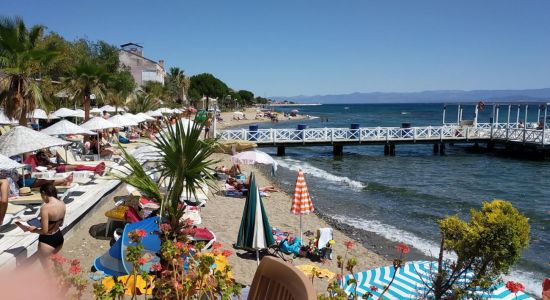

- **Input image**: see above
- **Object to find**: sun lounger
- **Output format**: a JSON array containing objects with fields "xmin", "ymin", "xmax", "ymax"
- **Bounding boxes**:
[
  {"xmin": 9, "ymin": 192, "xmax": 42, "ymax": 205},
  {"xmin": 55, "ymin": 147, "xmax": 117, "ymax": 167},
  {"xmin": 188, "ymin": 227, "xmax": 216, "ymax": 249},
  {"xmin": 6, "ymin": 203, "xmax": 26, "ymax": 215}
]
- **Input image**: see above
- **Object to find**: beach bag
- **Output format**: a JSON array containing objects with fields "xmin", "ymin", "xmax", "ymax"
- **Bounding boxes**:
[{"xmin": 280, "ymin": 237, "xmax": 302, "ymax": 255}]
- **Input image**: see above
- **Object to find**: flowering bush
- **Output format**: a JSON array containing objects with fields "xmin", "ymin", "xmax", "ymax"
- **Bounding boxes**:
[
  {"xmin": 50, "ymin": 254, "xmax": 88, "ymax": 299},
  {"xmin": 506, "ymin": 281, "xmax": 525, "ymax": 298}
]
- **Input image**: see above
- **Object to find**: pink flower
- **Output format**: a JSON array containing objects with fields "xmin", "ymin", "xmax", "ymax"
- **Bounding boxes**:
[
  {"xmin": 222, "ymin": 250, "xmax": 233, "ymax": 257},
  {"xmin": 150, "ymin": 263, "xmax": 162, "ymax": 272},
  {"xmin": 396, "ymin": 242, "xmax": 410, "ymax": 254},
  {"xmin": 69, "ymin": 265, "xmax": 81, "ymax": 275},
  {"xmin": 70, "ymin": 259, "xmax": 80, "ymax": 266},
  {"xmin": 344, "ymin": 241, "xmax": 354, "ymax": 250},
  {"xmin": 212, "ymin": 242, "xmax": 222, "ymax": 250},
  {"xmin": 49, "ymin": 254, "xmax": 66, "ymax": 265},
  {"xmin": 159, "ymin": 223, "xmax": 171, "ymax": 232},
  {"xmin": 370, "ymin": 285, "xmax": 378, "ymax": 292},
  {"xmin": 175, "ymin": 241, "xmax": 185, "ymax": 250},
  {"xmin": 135, "ymin": 229, "xmax": 147, "ymax": 237},
  {"xmin": 137, "ymin": 257, "xmax": 147, "ymax": 266}
]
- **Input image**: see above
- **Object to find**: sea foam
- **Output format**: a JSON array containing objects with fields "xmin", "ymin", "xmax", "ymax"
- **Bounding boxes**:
[{"xmin": 276, "ymin": 158, "xmax": 365, "ymax": 191}]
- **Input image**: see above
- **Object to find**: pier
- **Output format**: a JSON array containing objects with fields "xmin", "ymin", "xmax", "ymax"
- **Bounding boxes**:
[{"xmin": 216, "ymin": 102, "xmax": 550, "ymax": 157}]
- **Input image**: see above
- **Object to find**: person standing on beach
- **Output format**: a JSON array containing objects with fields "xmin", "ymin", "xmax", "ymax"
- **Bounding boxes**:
[{"xmin": 204, "ymin": 114, "xmax": 212, "ymax": 139}]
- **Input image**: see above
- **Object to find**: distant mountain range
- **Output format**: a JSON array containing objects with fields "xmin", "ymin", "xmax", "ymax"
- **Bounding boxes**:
[{"xmin": 273, "ymin": 88, "xmax": 550, "ymax": 104}]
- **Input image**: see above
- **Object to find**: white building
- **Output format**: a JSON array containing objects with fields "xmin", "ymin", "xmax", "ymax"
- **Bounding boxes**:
[{"xmin": 119, "ymin": 43, "xmax": 166, "ymax": 86}]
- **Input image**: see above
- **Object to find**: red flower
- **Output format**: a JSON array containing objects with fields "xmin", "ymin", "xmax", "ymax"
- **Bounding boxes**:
[
  {"xmin": 222, "ymin": 250, "xmax": 233, "ymax": 257},
  {"xmin": 137, "ymin": 257, "xmax": 147, "ymax": 266},
  {"xmin": 336, "ymin": 274, "xmax": 343, "ymax": 281},
  {"xmin": 135, "ymin": 229, "xmax": 147, "ymax": 237},
  {"xmin": 396, "ymin": 242, "xmax": 410, "ymax": 254},
  {"xmin": 344, "ymin": 241, "xmax": 354, "ymax": 250},
  {"xmin": 212, "ymin": 242, "xmax": 223, "ymax": 250},
  {"xmin": 69, "ymin": 264, "xmax": 81, "ymax": 275},
  {"xmin": 70, "ymin": 259, "xmax": 80, "ymax": 266},
  {"xmin": 175, "ymin": 241, "xmax": 185, "ymax": 250},
  {"xmin": 150, "ymin": 263, "xmax": 162, "ymax": 272},
  {"xmin": 370, "ymin": 285, "xmax": 378, "ymax": 292},
  {"xmin": 49, "ymin": 254, "xmax": 66, "ymax": 265},
  {"xmin": 505, "ymin": 281, "xmax": 525, "ymax": 294}
]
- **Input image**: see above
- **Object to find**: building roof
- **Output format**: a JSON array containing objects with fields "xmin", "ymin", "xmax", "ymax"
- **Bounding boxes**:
[
  {"xmin": 120, "ymin": 42, "xmax": 143, "ymax": 48},
  {"xmin": 119, "ymin": 49, "xmax": 164, "ymax": 70}
]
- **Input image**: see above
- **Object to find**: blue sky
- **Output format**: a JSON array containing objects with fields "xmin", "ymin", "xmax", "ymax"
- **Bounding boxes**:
[{"xmin": 3, "ymin": 0, "xmax": 550, "ymax": 97}]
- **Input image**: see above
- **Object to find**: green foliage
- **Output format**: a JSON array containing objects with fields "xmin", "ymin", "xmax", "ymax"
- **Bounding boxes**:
[
  {"xmin": 188, "ymin": 73, "xmax": 229, "ymax": 103},
  {"xmin": 63, "ymin": 60, "xmax": 110, "ymax": 119},
  {"xmin": 142, "ymin": 80, "xmax": 167, "ymax": 101},
  {"xmin": 0, "ymin": 16, "xmax": 58, "ymax": 124},
  {"xmin": 166, "ymin": 67, "xmax": 190, "ymax": 105},
  {"xmin": 432, "ymin": 199, "xmax": 530, "ymax": 299},
  {"xmin": 126, "ymin": 90, "xmax": 160, "ymax": 114},
  {"xmin": 238, "ymin": 90, "xmax": 254, "ymax": 105}
]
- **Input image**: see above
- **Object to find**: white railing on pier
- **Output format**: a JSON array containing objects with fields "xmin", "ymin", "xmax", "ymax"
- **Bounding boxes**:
[{"xmin": 217, "ymin": 124, "xmax": 548, "ymax": 146}]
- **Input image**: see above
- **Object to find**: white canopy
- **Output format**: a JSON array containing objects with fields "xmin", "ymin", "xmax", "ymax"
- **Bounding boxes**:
[
  {"xmin": 136, "ymin": 112, "xmax": 156, "ymax": 121},
  {"xmin": 0, "ymin": 154, "xmax": 24, "ymax": 170},
  {"xmin": 52, "ymin": 108, "xmax": 79, "ymax": 118},
  {"xmin": 123, "ymin": 113, "xmax": 146, "ymax": 123},
  {"xmin": 156, "ymin": 107, "xmax": 173, "ymax": 114},
  {"xmin": 146, "ymin": 110, "xmax": 163, "ymax": 117},
  {"xmin": 41, "ymin": 119, "xmax": 95, "ymax": 135},
  {"xmin": 108, "ymin": 114, "xmax": 139, "ymax": 127},
  {"xmin": 172, "ymin": 108, "xmax": 184, "ymax": 114},
  {"xmin": 91, "ymin": 107, "xmax": 103, "ymax": 114},
  {"xmin": 233, "ymin": 111, "xmax": 244, "ymax": 115},
  {"xmin": 74, "ymin": 109, "xmax": 85, "ymax": 118},
  {"xmin": 99, "ymin": 105, "xmax": 118, "ymax": 113},
  {"xmin": 0, "ymin": 112, "xmax": 17, "ymax": 125},
  {"xmin": 80, "ymin": 117, "xmax": 122, "ymax": 131},
  {"xmin": 0, "ymin": 126, "xmax": 70, "ymax": 157},
  {"xmin": 27, "ymin": 109, "xmax": 51, "ymax": 120},
  {"xmin": 158, "ymin": 118, "xmax": 195, "ymax": 137}
]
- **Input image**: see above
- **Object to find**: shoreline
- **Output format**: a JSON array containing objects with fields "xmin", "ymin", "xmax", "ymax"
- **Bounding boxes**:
[{"xmin": 216, "ymin": 107, "xmax": 309, "ymax": 130}]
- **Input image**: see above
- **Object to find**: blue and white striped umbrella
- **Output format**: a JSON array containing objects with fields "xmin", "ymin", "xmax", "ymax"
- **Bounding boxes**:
[{"xmin": 343, "ymin": 261, "xmax": 533, "ymax": 300}]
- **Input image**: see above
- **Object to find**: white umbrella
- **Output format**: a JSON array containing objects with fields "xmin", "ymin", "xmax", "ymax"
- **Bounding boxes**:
[
  {"xmin": 0, "ymin": 126, "xmax": 70, "ymax": 157},
  {"xmin": 0, "ymin": 154, "xmax": 24, "ymax": 170},
  {"xmin": 91, "ymin": 107, "xmax": 103, "ymax": 114},
  {"xmin": 156, "ymin": 107, "xmax": 173, "ymax": 114},
  {"xmin": 27, "ymin": 109, "xmax": 50, "ymax": 120},
  {"xmin": 157, "ymin": 118, "xmax": 195, "ymax": 138},
  {"xmin": 233, "ymin": 111, "xmax": 244, "ymax": 116},
  {"xmin": 146, "ymin": 110, "xmax": 163, "ymax": 117},
  {"xmin": 80, "ymin": 117, "xmax": 122, "ymax": 131},
  {"xmin": 41, "ymin": 119, "xmax": 95, "ymax": 135},
  {"xmin": 232, "ymin": 150, "xmax": 278, "ymax": 169},
  {"xmin": 74, "ymin": 109, "xmax": 85, "ymax": 118},
  {"xmin": 108, "ymin": 115, "xmax": 139, "ymax": 127},
  {"xmin": 136, "ymin": 112, "xmax": 156, "ymax": 121},
  {"xmin": 172, "ymin": 108, "xmax": 183, "ymax": 114},
  {"xmin": 123, "ymin": 113, "xmax": 146, "ymax": 123},
  {"xmin": 0, "ymin": 112, "xmax": 17, "ymax": 125},
  {"xmin": 52, "ymin": 108, "xmax": 79, "ymax": 118},
  {"xmin": 99, "ymin": 105, "xmax": 117, "ymax": 113}
]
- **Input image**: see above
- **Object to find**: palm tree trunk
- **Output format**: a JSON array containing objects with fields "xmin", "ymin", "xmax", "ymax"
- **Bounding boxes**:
[
  {"xmin": 17, "ymin": 79, "xmax": 28, "ymax": 126},
  {"xmin": 84, "ymin": 94, "xmax": 90, "ymax": 121}
]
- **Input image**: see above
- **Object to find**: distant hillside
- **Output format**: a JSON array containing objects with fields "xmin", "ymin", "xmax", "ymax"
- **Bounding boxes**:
[{"xmin": 273, "ymin": 88, "xmax": 550, "ymax": 104}]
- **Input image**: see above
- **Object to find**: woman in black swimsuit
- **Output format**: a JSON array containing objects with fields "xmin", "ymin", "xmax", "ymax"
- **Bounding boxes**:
[{"xmin": 25, "ymin": 183, "xmax": 66, "ymax": 268}]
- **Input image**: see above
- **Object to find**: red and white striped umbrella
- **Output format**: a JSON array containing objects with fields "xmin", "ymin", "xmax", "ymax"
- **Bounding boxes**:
[{"xmin": 291, "ymin": 169, "xmax": 314, "ymax": 240}]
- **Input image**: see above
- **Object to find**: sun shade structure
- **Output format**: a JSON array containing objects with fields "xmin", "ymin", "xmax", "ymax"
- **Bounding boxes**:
[
  {"xmin": 91, "ymin": 107, "xmax": 103, "ymax": 114},
  {"xmin": 343, "ymin": 261, "xmax": 534, "ymax": 300},
  {"xmin": 0, "ymin": 154, "xmax": 24, "ymax": 170},
  {"xmin": 0, "ymin": 126, "xmax": 70, "ymax": 157},
  {"xmin": 27, "ymin": 109, "xmax": 51, "ymax": 120},
  {"xmin": 156, "ymin": 107, "xmax": 173, "ymax": 114},
  {"xmin": 80, "ymin": 117, "xmax": 122, "ymax": 131},
  {"xmin": 0, "ymin": 111, "xmax": 17, "ymax": 125},
  {"xmin": 52, "ymin": 108, "xmax": 79, "ymax": 118},
  {"xmin": 146, "ymin": 110, "xmax": 163, "ymax": 117},
  {"xmin": 122, "ymin": 113, "xmax": 146, "ymax": 123},
  {"xmin": 136, "ymin": 112, "xmax": 155, "ymax": 121},
  {"xmin": 108, "ymin": 114, "xmax": 139, "ymax": 127},
  {"xmin": 41, "ymin": 119, "xmax": 95, "ymax": 135},
  {"xmin": 291, "ymin": 169, "xmax": 314, "ymax": 241},
  {"xmin": 231, "ymin": 150, "xmax": 278, "ymax": 173},
  {"xmin": 235, "ymin": 173, "xmax": 276, "ymax": 265},
  {"xmin": 99, "ymin": 105, "xmax": 118, "ymax": 113}
]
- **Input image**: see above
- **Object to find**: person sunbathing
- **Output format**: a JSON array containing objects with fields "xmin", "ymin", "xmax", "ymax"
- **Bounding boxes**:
[
  {"xmin": 217, "ymin": 164, "xmax": 241, "ymax": 177},
  {"xmin": 32, "ymin": 150, "xmax": 106, "ymax": 175},
  {"xmin": 259, "ymin": 185, "xmax": 279, "ymax": 192}
]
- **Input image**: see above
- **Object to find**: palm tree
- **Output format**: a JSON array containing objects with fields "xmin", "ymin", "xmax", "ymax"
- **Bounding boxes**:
[
  {"xmin": 64, "ymin": 61, "xmax": 109, "ymax": 120},
  {"xmin": 115, "ymin": 120, "xmax": 219, "ymax": 231},
  {"xmin": 0, "ymin": 17, "xmax": 58, "ymax": 125},
  {"xmin": 126, "ymin": 90, "xmax": 160, "ymax": 113},
  {"xmin": 167, "ymin": 67, "xmax": 190, "ymax": 105}
]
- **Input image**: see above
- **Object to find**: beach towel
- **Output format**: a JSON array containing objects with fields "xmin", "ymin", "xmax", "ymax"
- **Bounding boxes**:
[{"xmin": 317, "ymin": 228, "xmax": 333, "ymax": 250}]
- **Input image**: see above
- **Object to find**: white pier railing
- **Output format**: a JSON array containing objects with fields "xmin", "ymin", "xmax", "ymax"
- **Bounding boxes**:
[{"xmin": 217, "ymin": 124, "xmax": 549, "ymax": 146}]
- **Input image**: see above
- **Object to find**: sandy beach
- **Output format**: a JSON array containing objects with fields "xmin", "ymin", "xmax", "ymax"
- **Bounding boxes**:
[
  {"xmin": 60, "ymin": 146, "xmax": 389, "ymax": 295},
  {"xmin": 216, "ymin": 107, "xmax": 308, "ymax": 129}
]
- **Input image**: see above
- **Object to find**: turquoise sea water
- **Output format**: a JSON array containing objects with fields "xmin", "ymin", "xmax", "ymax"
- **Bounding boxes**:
[{"xmin": 236, "ymin": 103, "xmax": 549, "ymax": 294}]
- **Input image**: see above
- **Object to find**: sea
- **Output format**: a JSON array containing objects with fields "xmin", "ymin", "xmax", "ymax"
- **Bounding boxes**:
[{"xmin": 234, "ymin": 103, "xmax": 548, "ymax": 295}]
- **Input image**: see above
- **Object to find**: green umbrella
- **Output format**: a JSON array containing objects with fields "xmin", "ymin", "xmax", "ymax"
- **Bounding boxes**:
[{"xmin": 235, "ymin": 172, "xmax": 275, "ymax": 265}]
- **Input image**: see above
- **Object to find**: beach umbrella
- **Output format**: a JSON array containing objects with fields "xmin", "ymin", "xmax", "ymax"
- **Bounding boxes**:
[
  {"xmin": 52, "ymin": 108, "xmax": 79, "ymax": 118},
  {"xmin": 0, "ymin": 112, "xmax": 17, "ymax": 125},
  {"xmin": 136, "ymin": 112, "xmax": 155, "ymax": 121},
  {"xmin": 146, "ymin": 110, "xmax": 163, "ymax": 117},
  {"xmin": 156, "ymin": 107, "xmax": 173, "ymax": 114},
  {"xmin": 0, "ymin": 126, "xmax": 70, "ymax": 157},
  {"xmin": 80, "ymin": 117, "xmax": 122, "ymax": 131},
  {"xmin": 27, "ymin": 109, "xmax": 50, "ymax": 120},
  {"xmin": 187, "ymin": 107, "xmax": 197, "ymax": 113},
  {"xmin": 91, "ymin": 107, "xmax": 103, "ymax": 114},
  {"xmin": 343, "ymin": 261, "xmax": 533, "ymax": 300},
  {"xmin": 291, "ymin": 169, "xmax": 314, "ymax": 241},
  {"xmin": 74, "ymin": 109, "xmax": 85, "ymax": 118},
  {"xmin": 233, "ymin": 111, "xmax": 244, "ymax": 116},
  {"xmin": 0, "ymin": 154, "xmax": 24, "ymax": 170},
  {"xmin": 123, "ymin": 113, "xmax": 146, "ymax": 123},
  {"xmin": 108, "ymin": 114, "xmax": 139, "ymax": 127},
  {"xmin": 100, "ymin": 105, "xmax": 117, "ymax": 113},
  {"xmin": 41, "ymin": 119, "xmax": 95, "ymax": 136},
  {"xmin": 231, "ymin": 150, "xmax": 278, "ymax": 173},
  {"xmin": 235, "ymin": 173, "xmax": 276, "ymax": 265}
]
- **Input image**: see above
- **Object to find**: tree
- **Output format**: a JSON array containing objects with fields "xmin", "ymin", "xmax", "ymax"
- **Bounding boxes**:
[
  {"xmin": 142, "ymin": 81, "xmax": 167, "ymax": 102},
  {"xmin": 126, "ymin": 90, "xmax": 160, "ymax": 113},
  {"xmin": 238, "ymin": 90, "xmax": 254, "ymax": 106},
  {"xmin": 166, "ymin": 67, "xmax": 190, "ymax": 106},
  {"xmin": 426, "ymin": 200, "xmax": 530, "ymax": 299},
  {"xmin": 64, "ymin": 61, "xmax": 109, "ymax": 120},
  {"xmin": 106, "ymin": 68, "xmax": 135, "ymax": 112},
  {"xmin": 0, "ymin": 17, "xmax": 58, "ymax": 125},
  {"xmin": 188, "ymin": 73, "xmax": 229, "ymax": 106}
]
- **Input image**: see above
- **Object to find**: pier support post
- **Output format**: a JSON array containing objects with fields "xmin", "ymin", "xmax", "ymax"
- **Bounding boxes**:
[
  {"xmin": 439, "ymin": 143, "xmax": 446, "ymax": 155},
  {"xmin": 333, "ymin": 145, "xmax": 343, "ymax": 156},
  {"xmin": 389, "ymin": 144, "xmax": 396, "ymax": 156},
  {"xmin": 384, "ymin": 144, "xmax": 390, "ymax": 156},
  {"xmin": 276, "ymin": 146, "xmax": 285, "ymax": 156},
  {"xmin": 433, "ymin": 143, "xmax": 440, "ymax": 154}
]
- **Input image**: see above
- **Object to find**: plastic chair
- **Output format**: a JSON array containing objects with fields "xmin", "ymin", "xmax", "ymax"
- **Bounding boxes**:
[{"xmin": 248, "ymin": 256, "xmax": 316, "ymax": 300}]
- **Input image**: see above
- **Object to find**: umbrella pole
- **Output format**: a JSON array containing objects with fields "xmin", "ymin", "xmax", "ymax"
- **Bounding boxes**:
[
  {"xmin": 300, "ymin": 215, "xmax": 303, "ymax": 242},
  {"xmin": 97, "ymin": 132, "xmax": 100, "ymax": 160},
  {"xmin": 256, "ymin": 249, "xmax": 260, "ymax": 266}
]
